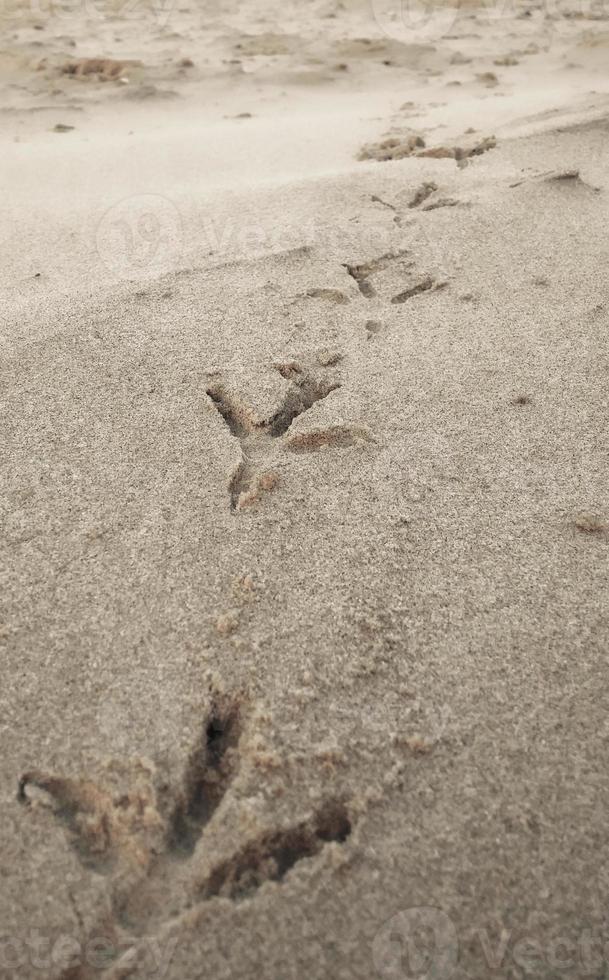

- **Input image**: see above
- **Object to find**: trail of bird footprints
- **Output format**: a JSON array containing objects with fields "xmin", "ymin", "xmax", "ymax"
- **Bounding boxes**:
[
  {"xmin": 19, "ymin": 695, "xmax": 353, "ymax": 974},
  {"xmin": 206, "ymin": 195, "xmax": 449, "ymax": 512},
  {"xmin": 18, "ymin": 178, "xmax": 446, "ymax": 969}
]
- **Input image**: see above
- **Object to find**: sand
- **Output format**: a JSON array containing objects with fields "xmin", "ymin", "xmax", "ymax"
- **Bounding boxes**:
[{"xmin": 2, "ymin": 0, "xmax": 609, "ymax": 977}]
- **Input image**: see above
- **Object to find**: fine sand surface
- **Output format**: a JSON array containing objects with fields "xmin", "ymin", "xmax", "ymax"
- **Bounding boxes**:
[{"xmin": 2, "ymin": 1, "xmax": 609, "ymax": 978}]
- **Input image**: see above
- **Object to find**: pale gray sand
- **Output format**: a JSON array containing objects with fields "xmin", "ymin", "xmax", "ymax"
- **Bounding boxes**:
[{"xmin": 2, "ymin": 2, "xmax": 609, "ymax": 979}]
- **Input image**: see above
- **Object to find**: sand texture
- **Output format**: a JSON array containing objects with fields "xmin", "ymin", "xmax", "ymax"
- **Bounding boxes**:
[{"xmin": 2, "ymin": 0, "xmax": 609, "ymax": 977}]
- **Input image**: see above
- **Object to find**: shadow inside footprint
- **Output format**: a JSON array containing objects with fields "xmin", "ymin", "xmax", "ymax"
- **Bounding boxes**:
[
  {"xmin": 168, "ymin": 700, "xmax": 243, "ymax": 857},
  {"xmin": 198, "ymin": 799, "xmax": 352, "ymax": 902}
]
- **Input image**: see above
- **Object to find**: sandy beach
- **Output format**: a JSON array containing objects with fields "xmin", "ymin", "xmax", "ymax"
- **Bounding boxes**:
[{"xmin": 2, "ymin": 0, "xmax": 609, "ymax": 977}]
